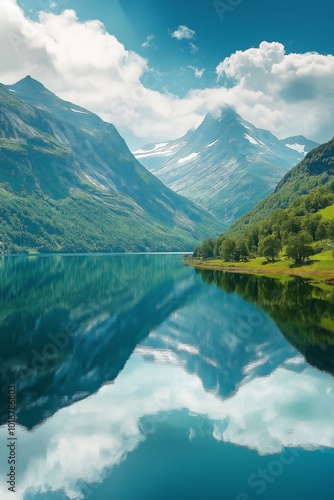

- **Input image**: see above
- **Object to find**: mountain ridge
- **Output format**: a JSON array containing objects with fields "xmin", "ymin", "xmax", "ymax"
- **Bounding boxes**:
[
  {"xmin": 134, "ymin": 107, "xmax": 318, "ymax": 229},
  {"xmin": 0, "ymin": 77, "xmax": 221, "ymax": 253}
]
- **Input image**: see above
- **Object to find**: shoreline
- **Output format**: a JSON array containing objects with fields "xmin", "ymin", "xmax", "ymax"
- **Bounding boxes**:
[{"xmin": 184, "ymin": 257, "xmax": 334, "ymax": 285}]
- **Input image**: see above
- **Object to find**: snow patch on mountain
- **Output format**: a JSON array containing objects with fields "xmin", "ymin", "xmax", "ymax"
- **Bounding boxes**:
[
  {"xmin": 135, "ymin": 143, "xmax": 168, "ymax": 154},
  {"xmin": 285, "ymin": 143, "xmax": 306, "ymax": 154},
  {"xmin": 207, "ymin": 140, "xmax": 218, "ymax": 148},
  {"xmin": 70, "ymin": 108, "xmax": 88, "ymax": 114},
  {"xmin": 178, "ymin": 153, "xmax": 199, "ymax": 164},
  {"xmin": 245, "ymin": 134, "xmax": 260, "ymax": 145},
  {"xmin": 133, "ymin": 142, "xmax": 181, "ymax": 159},
  {"xmin": 135, "ymin": 149, "xmax": 175, "ymax": 159}
]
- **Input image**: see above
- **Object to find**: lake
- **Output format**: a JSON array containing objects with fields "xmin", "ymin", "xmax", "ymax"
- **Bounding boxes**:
[{"xmin": 0, "ymin": 254, "xmax": 334, "ymax": 500}]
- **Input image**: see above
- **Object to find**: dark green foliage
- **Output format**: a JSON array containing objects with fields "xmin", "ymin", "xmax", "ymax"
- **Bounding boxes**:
[
  {"xmin": 236, "ymin": 239, "xmax": 250, "ymax": 262},
  {"xmin": 213, "ymin": 234, "xmax": 226, "ymax": 257},
  {"xmin": 315, "ymin": 222, "xmax": 327, "ymax": 241},
  {"xmin": 193, "ymin": 186, "xmax": 334, "ymax": 263},
  {"xmin": 220, "ymin": 238, "xmax": 236, "ymax": 261},
  {"xmin": 199, "ymin": 238, "xmax": 215, "ymax": 259},
  {"xmin": 258, "ymin": 234, "xmax": 281, "ymax": 261},
  {"xmin": 285, "ymin": 231, "xmax": 314, "ymax": 263}
]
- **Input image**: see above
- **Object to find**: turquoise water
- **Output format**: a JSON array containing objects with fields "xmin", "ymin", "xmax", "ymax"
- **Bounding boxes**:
[{"xmin": 0, "ymin": 254, "xmax": 333, "ymax": 499}]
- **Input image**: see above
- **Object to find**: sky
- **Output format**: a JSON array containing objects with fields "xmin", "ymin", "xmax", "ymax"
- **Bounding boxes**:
[{"xmin": 0, "ymin": 0, "xmax": 334, "ymax": 148}]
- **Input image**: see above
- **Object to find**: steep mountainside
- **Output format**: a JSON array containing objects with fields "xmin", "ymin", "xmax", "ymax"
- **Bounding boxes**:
[
  {"xmin": 228, "ymin": 137, "xmax": 334, "ymax": 236},
  {"xmin": 134, "ymin": 108, "xmax": 316, "ymax": 229},
  {"xmin": 0, "ymin": 77, "xmax": 221, "ymax": 253}
]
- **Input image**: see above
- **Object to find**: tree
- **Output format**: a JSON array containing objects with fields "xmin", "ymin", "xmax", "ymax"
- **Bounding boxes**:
[
  {"xmin": 281, "ymin": 215, "xmax": 301, "ymax": 241},
  {"xmin": 327, "ymin": 220, "xmax": 334, "ymax": 240},
  {"xmin": 192, "ymin": 246, "xmax": 200, "ymax": 257},
  {"xmin": 236, "ymin": 239, "xmax": 249, "ymax": 262},
  {"xmin": 200, "ymin": 238, "xmax": 214, "ymax": 259},
  {"xmin": 258, "ymin": 234, "xmax": 281, "ymax": 261},
  {"xmin": 213, "ymin": 234, "xmax": 225, "ymax": 257},
  {"xmin": 303, "ymin": 213, "xmax": 321, "ymax": 239},
  {"xmin": 315, "ymin": 222, "xmax": 327, "ymax": 241},
  {"xmin": 220, "ymin": 238, "xmax": 236, "ymax": 261},
  {"xmin": 286, "ymin": 231, "xmax": 313, "ymax": 264}
]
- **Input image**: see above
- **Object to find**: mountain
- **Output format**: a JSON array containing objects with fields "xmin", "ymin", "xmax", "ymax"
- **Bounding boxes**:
[
  {"xmin": 0, "ymin": 77, "xmax": 221, "ymax": 253},
  {"xmin": 133, "ymin": 107, "xmax": 314, "ymax": 229},
  {"xmin": 228, "ymin": 137, "xmax": 334, "ymax": 236},
  {"xmin": 280, "ymin": 135, "xmax": 319, "ymax": 155}
]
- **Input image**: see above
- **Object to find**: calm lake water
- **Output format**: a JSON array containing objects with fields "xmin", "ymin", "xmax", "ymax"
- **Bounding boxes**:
[{"xmin": 0, "ymin": 254, "xmax": 334, "ymax": 499}]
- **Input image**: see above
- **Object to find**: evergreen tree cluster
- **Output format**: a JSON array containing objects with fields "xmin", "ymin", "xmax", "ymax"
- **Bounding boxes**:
[{"xmin": 193, "ymin": 187, "xmax": 334, "ymax": 264}]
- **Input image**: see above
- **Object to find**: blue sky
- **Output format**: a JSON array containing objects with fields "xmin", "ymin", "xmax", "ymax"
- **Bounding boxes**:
[
  {"xmin": 18, "ymin": 0, "xmax": 334, "ymax": 96},
  {"xmin": 1, "ymin": 0, "xmax": 334, "ymax": 147}
]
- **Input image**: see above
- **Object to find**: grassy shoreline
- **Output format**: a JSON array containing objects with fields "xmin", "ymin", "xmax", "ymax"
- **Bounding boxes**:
[{"xmin": 184, "ymin": 252, "xmax": 334, "ymax": 284}]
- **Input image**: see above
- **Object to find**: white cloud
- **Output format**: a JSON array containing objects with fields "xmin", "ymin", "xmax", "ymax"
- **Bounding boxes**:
[
  {"xmin": 141, "ymin": 34, "xmax": 155, "ymax": 49},
  {"xmin": 190, "ymin": 42, "xmax": 199, "ymax": 53},
  {"xmin": 0, "ymin": 2, "xmax": 333, "ymax": 147},
  {"xmin": 49, "ymin": 1, "xmax": 57, "ymax": 10},
  {"xmin": 1, "ymin": 353, "xmax": 333, "ymax": 499},
  {"xmin": 214, "ymin": 41, "xmax": 334, "ymax": 142},
  {"xmin": 188, "ymin": 65, "xmax": 205, "ymax": 78},
  {"xmin": 171, "ymin": 24, "xmax": 196, "ymax": 40}
]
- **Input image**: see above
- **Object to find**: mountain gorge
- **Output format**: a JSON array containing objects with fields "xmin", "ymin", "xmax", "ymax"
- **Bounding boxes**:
[
  {"xmin": 134, "ymin": 108, "xmax": 318, "ymax": 229},
  {"xmin": 0, "ymin": 77, "xmax": 221, "ymax": 253}
]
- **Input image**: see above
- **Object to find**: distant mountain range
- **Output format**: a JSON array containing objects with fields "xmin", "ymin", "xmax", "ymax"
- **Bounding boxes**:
[
  {"xmin": 134, "ymin": 108, "xmax": 319, "ymax": 229},
  {"xmin": 0, "ymin": 76, "xmax": 221, "ymax": 253}
]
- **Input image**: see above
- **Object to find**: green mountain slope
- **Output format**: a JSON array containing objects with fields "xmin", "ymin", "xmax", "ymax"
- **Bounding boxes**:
[
  {"xmin": 227, "ymin": 138, "xmax": 334, "ymax": 236},
  {"xmin": 0, "ymin": 78, "xmax": 221, "ymax": 253},
  {"xmin": 191, "ymin": 137, "xmax": 334, "ymax": 276}
]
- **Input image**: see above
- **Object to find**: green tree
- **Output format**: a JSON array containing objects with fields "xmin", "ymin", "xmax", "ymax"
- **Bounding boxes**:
[
  {"xmin": 245, "ymin": 225, "xmax": 259, "ymax": 254},
  {"xmin": 236, "ymin": 239, "xmax": 249, "ymax": 262},
  {"xmin": 303, "ymin": 213, "xmax": 322, "ymax": 239},
  {"xmin": 327, "ymin": 220, "xmax": 334, "ymax": 240},
  {"xmin": 286, "ymin": 231, "xmax": 314, "ymax": 264},
  {"xmin": 213, "ymin": 234, "xmax": 225, "ymax": 257},
  {"xmin": 258, "ymin": 234, "xmax": 281, "ymax": 262},
  {"xmin": 200, "ymin": 238, "xmax": 215, "ymax": 259},
  {"xmin": 220, "ymin": 238, "xmax": 236, "ymax": 261},
  {"xmin": 315, "ymin": 222, "xmax": 327, "ymax": 241},
  {"xmin": 192, "ymin": 246, "xmax": 200, "ymax": 257},
  {"xmin": 281, "ymin": 215, "xmax": 301, "ymax": 241}
]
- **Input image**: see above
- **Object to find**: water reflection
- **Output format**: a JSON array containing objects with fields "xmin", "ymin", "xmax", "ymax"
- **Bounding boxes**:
[
  {"xmin": 0, "ymin": 254, "xmax": 196, "ymax": 428},
  {"xmin": 196, "ymin": 269, "xmax": 334, "ymax": 376},
  {"xmin": 0, "ymin": 355, "xmax": 333, "ymax": 499},
  {"xmin": 0, "ymin": 255, "xmax": 333, "ymax": 499}
]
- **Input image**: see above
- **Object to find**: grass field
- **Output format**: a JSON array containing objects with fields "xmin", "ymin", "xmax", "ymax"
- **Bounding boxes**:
[
  {"xmin": 185, "ymin": 247, "xmax": 334, "ymax": 284},
  {"xmin": 318, "ymin": 203, "xmax": 334, "ymax": 221}
]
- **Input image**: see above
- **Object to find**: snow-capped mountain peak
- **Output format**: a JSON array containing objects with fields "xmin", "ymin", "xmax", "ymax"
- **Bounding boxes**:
[{"xmin": 134, "ymin": 109, "xmax": 319, "ymax": 228}]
